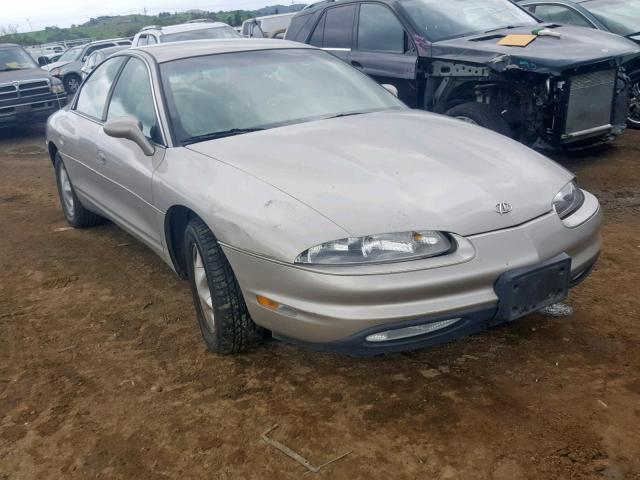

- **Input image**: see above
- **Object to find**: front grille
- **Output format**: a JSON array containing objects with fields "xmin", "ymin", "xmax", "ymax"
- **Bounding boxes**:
[
  {"xmin": 17, "ymin": 80, "xmax": 51, "ymax": 98},
  {"xmin": 0, "ymin": 79, "xmax": 51, "ymax": 102},
  {"xmin": 564, "ymin": 70, "xmax": 616, "ymax": 137}
]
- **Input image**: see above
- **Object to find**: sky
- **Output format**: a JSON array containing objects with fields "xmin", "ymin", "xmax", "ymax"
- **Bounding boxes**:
[{"xmin": 2, "ymin": 0, "xmax": 292, "ymax": 32}]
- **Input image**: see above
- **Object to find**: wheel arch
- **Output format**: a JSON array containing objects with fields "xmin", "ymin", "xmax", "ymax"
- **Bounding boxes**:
[
  {"xmin": 47, "ymin": 141, "xmax": 59, "ymax": 165},
  {"xmin": 165, "ymin": 204, "xmax": 223, "ymax": 280}
]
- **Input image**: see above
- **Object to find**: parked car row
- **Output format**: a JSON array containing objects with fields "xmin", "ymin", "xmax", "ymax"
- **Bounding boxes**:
[
  {"xmin": 42, "ymin": 37, "xmax": 132, "ymax": 94},
  {"xmin": 285, "ymin": 0, "xmax": 640, "ymax": 149}
]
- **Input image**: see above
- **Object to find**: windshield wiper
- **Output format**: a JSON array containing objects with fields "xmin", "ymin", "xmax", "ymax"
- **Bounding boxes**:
[
  {"xmin": 182, "ymin": 127, "xmax": 264, "ymax": 145},
  {"xmin": 484, "ymin": 25, "xmax": 522, "ymax": 34},
  {"xmin": 325, "ymin": 111, "xmax": 368, "ymax": 119}
]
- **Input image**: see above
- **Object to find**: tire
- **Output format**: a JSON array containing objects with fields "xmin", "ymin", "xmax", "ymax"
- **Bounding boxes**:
[
  {"xmin": 184, "ymin": 217, "xmax": 260, "ymax": 354},
  {"xmin": 627, "ymin": 70, "xmax": 640, "ymax": 129},
  {"xmin": 63, "ymin": 73, "xmax": 81, "ymax": 94},
  {"xmin": 445, "ymin": 102, "xmax": 512, "ymax": 137},
  {"xmin": 54, "ymin": 153, "xmax": 102, "ymax": 228}
]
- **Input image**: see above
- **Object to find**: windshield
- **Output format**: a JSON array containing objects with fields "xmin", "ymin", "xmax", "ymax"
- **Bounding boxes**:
[
  {"xmin": 399, "ymin": 0, "xmax": 538, "ymax": 41},
  {"xmin": 0, "ymin": 47, "xmax": 38, "ymax": 71},
  {"xmin": 162, "ymin": 26, "xmax": 241, "ymax": 42},
  {"xmin": 582, "ymin": 0, "xmax": 640, "ymax": 36},
  {"xmin": 58, "ymin": 46, "xmax": 83, "ymax": 63},
  {"xmin": 161, "ymin": 49, "xmax": 404, "ymax": 145}
]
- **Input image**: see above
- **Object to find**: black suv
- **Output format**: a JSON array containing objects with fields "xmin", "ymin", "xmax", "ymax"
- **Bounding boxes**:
[
  {"xmin": 0, "ymin": 44, "xmax": 66, "ymax": 128},
  {"xmin": 287, "ymin": 0, "xmax": 640, "ymax": 149}
]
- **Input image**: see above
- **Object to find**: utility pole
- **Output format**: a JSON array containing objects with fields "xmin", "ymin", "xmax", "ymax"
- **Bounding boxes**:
[{"xmin": 26, "ymin": 18, "xmax": 34, "ymax": 32}]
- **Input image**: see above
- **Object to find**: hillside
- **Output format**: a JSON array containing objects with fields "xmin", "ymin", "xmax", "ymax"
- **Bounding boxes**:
[{"xmin": 0, "ymin": 4, "xmax": 307, "ymax": 46}]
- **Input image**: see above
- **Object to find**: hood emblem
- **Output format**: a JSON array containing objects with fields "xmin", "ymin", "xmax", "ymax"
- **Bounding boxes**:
[{"xmin": 495, "ymin": 202, "xmax": 513, "ymax": 215}]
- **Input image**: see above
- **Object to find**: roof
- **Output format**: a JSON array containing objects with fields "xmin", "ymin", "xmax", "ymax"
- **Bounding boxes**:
[
  {"xmin": 88, "ymin": 37, "xmax": 131, "ymax": 46},
  {"xmin": 133, "ymin": 39, "xmax": 314, "ymax": 63},
  {"xmin": 150, "ymin": 22, "xmax": 231, "ymax": 35},
  {"xmin": 89, "ymin": 45, "xmax": 130, "ymax": 56}
]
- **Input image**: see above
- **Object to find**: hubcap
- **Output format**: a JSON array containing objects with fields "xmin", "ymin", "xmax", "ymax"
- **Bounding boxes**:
[
  {"xmin": 455, "ymin": 115, "xmax": 479, "ymax": 126},
  {"xmin": 629, "ymin": 81, "xmax": 640, "ymax": 126},
  {"xmin": 58, "ymin": 163, "xmax": 75, "ymax": 217},
  {"xmin": 192, "ymin": 245, "xmax": 215, "ymax": 333},
  {"xmin": 67, "ymin": 77, "xmax": 79, "ymax": 93}
]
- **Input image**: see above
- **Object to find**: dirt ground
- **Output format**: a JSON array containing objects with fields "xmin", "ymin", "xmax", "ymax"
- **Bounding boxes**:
[{"xmin": 0, "ymin": 124, "xmax": 639, "ymax": 480}]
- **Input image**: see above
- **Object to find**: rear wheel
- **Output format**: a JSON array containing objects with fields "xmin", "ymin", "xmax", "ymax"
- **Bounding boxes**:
[
  {"xmin": 445, "ymin": 102, "xmax": 512, "ymax": 138},
  {"xmin": 184, "ymin": 217, "xmax": 261, "ymax": 354},
  {"xmin": 54, "ymin": 154, "xmax": 102, "ymax": 228},
  {"xmin": 627, "ymin": 70, "xmax": 640, "ymax": 129}
]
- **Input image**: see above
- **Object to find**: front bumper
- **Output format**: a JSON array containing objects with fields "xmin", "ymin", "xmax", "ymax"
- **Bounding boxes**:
[
  {"xmin": 224, "ymin": 191, "xmax": 602, "ymax": 354},
  {"xmin": 0, "ymin": 94, "xmax": 66, "ymax": 126}
]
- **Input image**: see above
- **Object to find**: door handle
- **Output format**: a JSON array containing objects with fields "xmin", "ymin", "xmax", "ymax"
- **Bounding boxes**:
[
  {"xmin": 350, "ymin": 61, "xmax": 363, "ymax": 70},
  {"xmin": 96, "ymin": 150, "xmax": 107, "ymax": 165}
]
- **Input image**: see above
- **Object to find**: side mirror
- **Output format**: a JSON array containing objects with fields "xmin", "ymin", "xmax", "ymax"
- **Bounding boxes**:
[
  {"xmin": 103, "ymin": 117, "xmax": 155, "ymax": 156},
  {"xmin": 382, "ymin": 84, "xmax": 399, "ymax": 98}
]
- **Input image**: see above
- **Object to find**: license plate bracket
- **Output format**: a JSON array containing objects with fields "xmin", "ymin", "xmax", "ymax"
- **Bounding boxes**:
[{"xmin": 494, "ymin": 253, "xmax": 572, "ymax": 322}]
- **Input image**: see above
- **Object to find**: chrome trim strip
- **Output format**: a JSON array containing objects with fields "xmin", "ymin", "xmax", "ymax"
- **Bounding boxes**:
[{"xmin": 561, "ymin": 124, "xmax": 611, "ymax": 139}]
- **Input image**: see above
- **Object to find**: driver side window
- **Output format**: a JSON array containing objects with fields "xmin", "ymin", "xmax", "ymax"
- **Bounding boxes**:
[{"xmin": 107, "ymin": 58, "xmax": 162, "ymax": 143}]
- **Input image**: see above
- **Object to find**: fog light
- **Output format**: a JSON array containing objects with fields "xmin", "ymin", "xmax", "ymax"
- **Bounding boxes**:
[{"xmin": 365, "ymin": 318, "xmax": 461, "ymax": 343}]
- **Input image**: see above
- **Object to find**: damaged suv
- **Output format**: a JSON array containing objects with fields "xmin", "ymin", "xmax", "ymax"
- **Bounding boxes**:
[{"xmin": 287, "ymin": 0, "xmax": 640, "ymax": 148}]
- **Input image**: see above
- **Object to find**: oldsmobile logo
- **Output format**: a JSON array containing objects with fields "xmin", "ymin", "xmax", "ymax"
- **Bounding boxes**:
[{"xmin": 495, "ymin": 202, "xmax": 513, "ymax": 215}]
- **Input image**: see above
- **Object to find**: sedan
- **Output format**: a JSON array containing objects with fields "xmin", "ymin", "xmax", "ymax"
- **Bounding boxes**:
[{"xmin": 46, "ymin": 40, "xmax": 602, "ymax": 355}]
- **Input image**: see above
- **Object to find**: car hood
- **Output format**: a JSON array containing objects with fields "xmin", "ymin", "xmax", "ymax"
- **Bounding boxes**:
[
  {"xmin": 41, "ymin": 60, "xmax": 72, "ymax": 72},
  {"xmin": 187, "ymin": 110, "xmax": 572, "ymax": 237},
  {"xmin": 431, "ymin": 24, "xmax": 640, "ymax": 74},
  {"xmin": 0, "ymin": 67, "xmax": 55, "ymax": 83}
]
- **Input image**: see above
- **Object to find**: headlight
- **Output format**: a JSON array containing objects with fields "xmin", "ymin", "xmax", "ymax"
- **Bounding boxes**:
[
  {"xmin": 295, "ymin": 231, "xmax": 453, "ymax": 265},
  {"xmin": 51, "ymin": 83, "xmax": 65, "ymax": 94},
  {"xmin": 553, "ymin": 181, "xmax": 585, "ymax": 219}
]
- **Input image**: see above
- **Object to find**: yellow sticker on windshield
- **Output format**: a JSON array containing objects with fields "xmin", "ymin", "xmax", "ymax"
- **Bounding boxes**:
[{"xmin": 498, "ymin": 35, "xmax": 537, "ymax": 47}]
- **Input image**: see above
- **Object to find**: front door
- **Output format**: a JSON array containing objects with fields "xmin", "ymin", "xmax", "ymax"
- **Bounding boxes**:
[
  {"xmin": 349, "ymin": 3, "xmax": 419, "ymax": 107},
  {"xmin": 95, "ymin": 57, "xmax": 165, "ymax": 253}
]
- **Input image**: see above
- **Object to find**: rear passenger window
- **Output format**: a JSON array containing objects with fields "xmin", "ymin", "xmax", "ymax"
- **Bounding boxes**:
[
  {"xmin": 75, "ymin": 57, "xmax": 126, "ymax": 120},
  {"xmin": 286, "ymin": 13, "xmax": 315, "ymax": 41},
  {"xmin": 147, "ymin": 35, "xmax": 157, "ymax": 45},
  {"xmin": 323, "ymin": 5, "xmax": 356, "ymax": 49},
  {"xmin": 309, "ymin": 13, "xmax": 326, "ymax": 47},
  {"xmin": 358, "ymin": 3, "xmax": 406, "ymax": 53}
]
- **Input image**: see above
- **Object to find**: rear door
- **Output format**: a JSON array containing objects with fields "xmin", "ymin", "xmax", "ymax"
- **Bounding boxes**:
[
  {"xmin": 308, "ymin": 4, "xmax": 357, "ymax": 62},
  {"xmin": 61, "ymin": 56, "xmax": 127, "ymax": 210},
  {"xmin": 349, "ymin": 3, "xmax": 419, "ymax": 107}
]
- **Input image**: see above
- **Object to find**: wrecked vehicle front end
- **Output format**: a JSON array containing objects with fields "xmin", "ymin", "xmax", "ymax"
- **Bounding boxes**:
[{"xmin": 421, "ymin": 25, "xmax": 640, "ymax": 149}]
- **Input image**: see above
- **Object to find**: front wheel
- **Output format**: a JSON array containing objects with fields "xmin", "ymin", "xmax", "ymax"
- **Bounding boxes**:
[
  {"xmin": 445, "ymin": 102, "xmax": 512, "ymax": 138},
  {"xmin": 627, "ymin": 70, "xmax": 640, "ymax": 129},
  {"xmin": 63, "ymin": 73, "xmax": 81, "ymax": 94},
  {"xmin": 184, "ymin": 217, "xmax": 261, "ymax": 354}
]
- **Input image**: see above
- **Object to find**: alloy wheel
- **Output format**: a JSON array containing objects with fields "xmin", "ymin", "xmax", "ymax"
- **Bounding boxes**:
[
  {"xmin": 192, "ymin": 244, "xmax": 215, "ymax": 333},
  {"xmin": 58, "ymin": 162, "xmax": 75, "ymax": 217},
  {"xmin": 629, "ymin": 81, "xmax": 640, "ymax": 127}
]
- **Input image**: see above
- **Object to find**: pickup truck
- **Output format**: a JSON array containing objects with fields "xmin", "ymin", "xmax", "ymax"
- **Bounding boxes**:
[{"xmin": 0, "ymin": 43, "xmax": 66, "ymax": 128}]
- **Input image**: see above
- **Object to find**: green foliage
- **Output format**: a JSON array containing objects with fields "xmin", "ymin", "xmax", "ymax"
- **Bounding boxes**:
[{"xmin": 0, "ymin": 5, "xmax": 306, "ymax": 46}]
